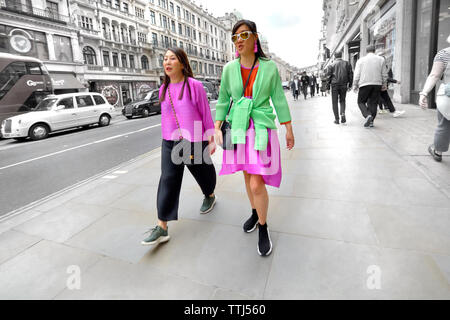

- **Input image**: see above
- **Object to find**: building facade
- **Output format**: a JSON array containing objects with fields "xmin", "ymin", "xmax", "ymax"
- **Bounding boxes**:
[{"xmin": 320, "ymin": 0, "xmax": 450, "ymax": 107}]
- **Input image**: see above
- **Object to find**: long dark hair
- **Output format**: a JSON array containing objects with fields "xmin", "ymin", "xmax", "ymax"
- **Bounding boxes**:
[
  {"xmin": 160, "ymin": 47, "xmax": 194, "ymax": 102},
  {"xmin": 232, "ymin": 20, "xmax": 268, "ymax": 60}
]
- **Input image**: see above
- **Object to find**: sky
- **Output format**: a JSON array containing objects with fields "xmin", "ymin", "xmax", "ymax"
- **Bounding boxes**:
[{"xmin": 196, "ymin": 0, "xmax": 324, "ymax": 69}]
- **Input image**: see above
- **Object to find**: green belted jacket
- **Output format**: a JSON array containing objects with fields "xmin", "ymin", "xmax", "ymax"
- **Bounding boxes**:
[{"xmin": 215, "ymin": 58, "xmax": 292, "ymax": 151}]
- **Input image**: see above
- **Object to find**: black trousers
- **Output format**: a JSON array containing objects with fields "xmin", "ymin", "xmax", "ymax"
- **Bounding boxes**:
[
  {"xmin": 358, "ymin": 85, "xmax": 382, "ymax": 121},
  {"xmin": 302, "ymin": 85, "xmax": 308, "ymax": 99},
  {"xmin": 331, "ymin": 85, "xmax": 347, "ymax": 120},
  {"xmin": 157, "ymin": 139, "xmax": 216, "ymax": 222},
  {"xmin": 378, "ymin": 90, "xmax": 396, "ymax": 112}
]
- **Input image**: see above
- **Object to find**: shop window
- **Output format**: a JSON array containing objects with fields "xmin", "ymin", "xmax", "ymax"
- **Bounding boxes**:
[
  {"xmin": 53, "ymin": 35, "xmax": 73, "ymax": 62},
  {"xmin": 413, "ymin": 0, "xmax": 433, "ymax": 92},
  {"xmin": 83, "ymin": 46, "xmax": 97, "ymax": 65},
  {"xmin": 437, "ymin": 0, "xmax": 450, "ymax": 51}
]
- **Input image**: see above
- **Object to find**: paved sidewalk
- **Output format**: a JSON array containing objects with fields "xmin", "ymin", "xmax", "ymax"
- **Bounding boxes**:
[{"xmin": 0, "ymin": 92, "xmax": 449, "ymax": 300}]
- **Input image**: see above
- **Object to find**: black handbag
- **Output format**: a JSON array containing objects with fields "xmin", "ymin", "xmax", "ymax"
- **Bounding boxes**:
[
  {"xmin": 221, "ymin": 57, "xmax": 258, "ymax": 150},
  {"xmin": 168, "ymin": 87, "xmax": 209, "ymax": 165}
]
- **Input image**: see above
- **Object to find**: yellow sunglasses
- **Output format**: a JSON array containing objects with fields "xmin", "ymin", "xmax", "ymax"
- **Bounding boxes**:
[{"xmin": 231, "ymin": 31, "xmax": 255, "ymax": 43}]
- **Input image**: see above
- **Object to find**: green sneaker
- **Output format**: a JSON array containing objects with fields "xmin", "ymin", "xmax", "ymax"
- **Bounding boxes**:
[
  {"xmin": 141, "ymin": 226, "xmax": 170, "ymax": 246},
  {"xmin": 200, "ymin": 195, "xmax": 216, "ymax": 214}
]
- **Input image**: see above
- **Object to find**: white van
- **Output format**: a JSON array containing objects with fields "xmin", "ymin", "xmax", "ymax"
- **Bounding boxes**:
[{"xmin": 0, "ymin": 92, "xmax": 114, "ymax": 141}]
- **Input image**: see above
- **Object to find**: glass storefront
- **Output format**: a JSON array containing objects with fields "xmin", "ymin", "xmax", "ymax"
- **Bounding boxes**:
[
  {"xmin": 437, "ymin": 0, "xmax": 450, "ymax": 52},
  {"xmin": 368, "ymin": 1, "xmax": 397, "ymax": 74},
  {"xmin": 413, "ymin": 0, "xmax": 433, "ymax": 92}
]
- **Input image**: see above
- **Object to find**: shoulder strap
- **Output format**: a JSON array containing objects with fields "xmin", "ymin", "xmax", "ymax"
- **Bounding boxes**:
[{"xmin": 167, "ymin": 86, "xmax": 183, "ymax": 140}]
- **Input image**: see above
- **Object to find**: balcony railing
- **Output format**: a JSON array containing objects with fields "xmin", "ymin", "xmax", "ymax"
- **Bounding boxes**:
[
  {"xmin": 0, "ymin": 0, "xmax": 69, "ymax": 24},
  {"xmin": 80, "ymin": 27, "xmax": 100, "ymax": 36}
]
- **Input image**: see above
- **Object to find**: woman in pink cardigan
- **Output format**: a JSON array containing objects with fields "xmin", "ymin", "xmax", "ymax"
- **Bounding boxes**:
[{"xmin": 142, "ymin": 47, "xmax": 217, "ymax": 246}]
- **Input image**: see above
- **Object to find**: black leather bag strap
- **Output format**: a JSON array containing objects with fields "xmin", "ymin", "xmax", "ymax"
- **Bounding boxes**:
[{"xmin": 225, "ymin": 57, "xmax": 258, "ymax": 117}]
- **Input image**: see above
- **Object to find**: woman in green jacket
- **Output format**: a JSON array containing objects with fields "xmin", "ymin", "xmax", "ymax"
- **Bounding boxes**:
[{"xmin": 214, "ymin": 20, "xmax": 295, "ymax": 257}]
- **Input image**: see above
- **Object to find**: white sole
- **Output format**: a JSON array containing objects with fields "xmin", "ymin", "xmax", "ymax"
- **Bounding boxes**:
[
  {"xmin": 200, "ymin": 197, "xmax": 217, "ymax": 215},
  {"xmin": 245, "ymin": 222, "xmax": 258, "ymax": 233},
  {"xmin": 141, "ymin": 235, "xmax": 170, "ymax": 246},
  {"xmin": 257, "ymin": 228, "xmax": 273, "ymax": 257}
]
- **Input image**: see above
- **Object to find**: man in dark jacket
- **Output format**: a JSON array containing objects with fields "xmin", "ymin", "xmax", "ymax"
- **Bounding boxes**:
[
  {"xmin": 327, "ymin": 51, "xmax": 353, "ymax": 124},
  {"xmin": 300, "ymin": 72, "xmax": 310, "ymax": 100},
  {"xmin": 310, "ymin": 74, "xmax": 317, "ymax": 97}
]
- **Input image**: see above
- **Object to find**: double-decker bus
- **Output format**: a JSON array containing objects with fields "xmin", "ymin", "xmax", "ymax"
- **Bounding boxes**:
[{"xmin": 0, "ymin": 53, "xmax": 53, "ymax": 124}]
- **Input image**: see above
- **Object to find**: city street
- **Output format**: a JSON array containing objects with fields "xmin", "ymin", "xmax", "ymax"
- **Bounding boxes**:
[
  {"xmin": 0, "ymin": 103, "xmax": 214, "ymax": 218},
  {"xmin": 0, "ymin": 93, "xmax": 448, "ymax": 299}
]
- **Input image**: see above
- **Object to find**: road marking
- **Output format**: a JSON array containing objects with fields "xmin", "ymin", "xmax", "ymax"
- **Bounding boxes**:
[
  {"xmin": 0, "ymin": 149, "xmax": 161, "ymax": 223},
  {"xmin": 0, "ymin": 124, "xmax": 161, "ymax": 171}
]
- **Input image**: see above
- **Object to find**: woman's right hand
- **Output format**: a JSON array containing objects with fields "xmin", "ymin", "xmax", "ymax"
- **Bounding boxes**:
[{"xmin": 419, "ymin": 95, "xmax": 428, "ymax": 109}]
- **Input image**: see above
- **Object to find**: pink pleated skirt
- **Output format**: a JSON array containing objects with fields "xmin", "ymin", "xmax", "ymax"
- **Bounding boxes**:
[{"xmin": 220, "ymin": 119, "xmax": 282, "ymax": 188}]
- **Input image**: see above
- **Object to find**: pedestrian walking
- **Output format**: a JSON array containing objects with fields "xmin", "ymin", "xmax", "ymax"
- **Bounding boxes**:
[
  {"xmin": 142, "ymin": 47, "xmax": 217, "ymax": 246},
  {"xmin": 352, "ymin": 45, "xmax": 388, "ymax": 128},
  {"xmin": 310, "ymin": 73, "xmax": 317, "ymax": 97},
  {"xmin": 300, "ymin": 72, "xmax": 310, "ymax": 100},
  {"xmin": 419, "ymin": 45, "xmax": 450, "ymax": 162},
  {"xmin": 214, "ymin": 19, "xmax": 295, "ymax": 257},
  {"xmin": 290, "ymin": 76, "xmax": 300, "ymax": 101},
  {"xmin": 377, "ymin": 55, "xmax": 406, "ymax": 118},
  {"xmin": 320, "ymin": 70, "xmax": 329, "ymax": 97},
  {"xmin": 327, "ymin": 51, "xmax": 353, "ymax": 124},
  {"xmin": 316, "ymin": 74, "xmax": 320, "ymax": 94}
]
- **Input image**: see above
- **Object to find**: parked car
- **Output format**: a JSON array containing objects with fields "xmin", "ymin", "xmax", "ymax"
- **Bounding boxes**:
[
  {"xmin": 122, "ymin": 89, "xmax": 161, "ymax": 119},
  {"xmin": 203, "ymin": 85, "xmax": 212, "ymax": 102},
  {"xmin": 0, "ymin": 92, "xmax": 114, "ymax": 141},
  {"xmin": 201, "ymin": 81, "xmax": 218, "ymax": 100},
  {"xmin": 282, "ymin": 81, "xmax": 290, "ymax": 90}
]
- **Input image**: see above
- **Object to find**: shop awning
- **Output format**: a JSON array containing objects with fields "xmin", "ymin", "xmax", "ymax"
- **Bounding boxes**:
[{"xmin": 50, "ymin": 74, "xmax": 85, "ymax": 89}]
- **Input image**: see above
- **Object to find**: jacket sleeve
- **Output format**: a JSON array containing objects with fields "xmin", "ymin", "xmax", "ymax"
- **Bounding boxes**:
[
  {"xmin": 381, "ymin": 59, "xmax": 388, "ymax": 86},
  {"xmin": 194, "ymin": 81, "xmax": 215, "ymax": 136},
  {"xmin": 215, "ymin": 64, "xmax": 231, "ymax": 121},
  {"xmin": 347, "ymin": 62, "xmax": 353, "ymax": 87},
  {"xmin": 270, "ymin": 64, "xmax": 292, "ymax": 124},
  {"xmin": 327, "ymin": 63, "xmax": 334, "ymax": 83},
  {"xmin": 353, "ymin": 60, "xmax": 361, "ymax": 88}
]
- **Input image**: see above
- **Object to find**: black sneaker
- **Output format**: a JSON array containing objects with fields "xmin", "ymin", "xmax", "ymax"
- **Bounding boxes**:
[
  {"xmin": 369, "ymin": 121, "xmax": 374, "ymax": 128},
  {"xmin": 364, "ymin": 115, "xmax": 373, "ymax": 128},
  {"xmin": 341, "ymin": 115, "xmax": 346, "ymax": 124},
  {"xmin": 334, "ymin": 119, "xmax": 340, "ymax": 125},
  {"xmin": 243, "ymin": 210, "xmax": 259, "ymax": 233},
  {"xmin": 257, "ymin": 223, "xmax": 273, "ymax": 257}
]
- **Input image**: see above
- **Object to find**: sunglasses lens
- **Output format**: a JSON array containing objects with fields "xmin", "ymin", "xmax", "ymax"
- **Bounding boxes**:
[
  {"xmin": 231, "ymin": 35, "xmax": 237, "ymax": 42},
  {"xmin": 241, "ymin": 32, "xmax": 249, "ymax": 40}
]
